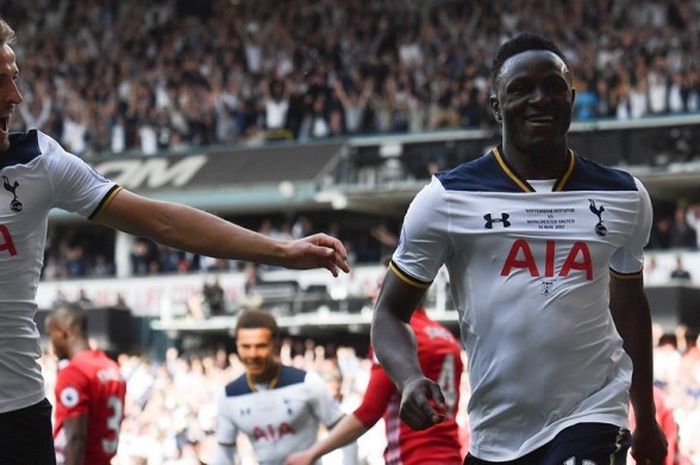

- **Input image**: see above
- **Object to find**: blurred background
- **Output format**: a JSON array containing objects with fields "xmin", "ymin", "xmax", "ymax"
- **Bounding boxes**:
[{"xmin": 2, "ymin": 0, "xmax": 700, "ymax": 463}]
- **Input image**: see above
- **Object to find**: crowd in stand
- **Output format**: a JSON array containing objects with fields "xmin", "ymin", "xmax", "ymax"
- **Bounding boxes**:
[
  {"xmin": 40, "ymin": 214, "xmax": 401, "ymax": 280},
  {"xmin": 2, "ymin": 0, "xmax": 700, "ymax": 158},
  {"xmin": 39, "ymin": 325, "xmax": 700, "ymax": 464}
]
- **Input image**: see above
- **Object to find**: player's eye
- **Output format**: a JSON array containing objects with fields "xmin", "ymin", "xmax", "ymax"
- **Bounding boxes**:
[{"xmin": 508, "ymin": 82, "xmax": 529, "ymax": 94}]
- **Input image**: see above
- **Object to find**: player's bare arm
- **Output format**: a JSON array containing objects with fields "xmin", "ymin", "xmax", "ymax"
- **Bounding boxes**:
[
  {"xmin": 609, "ymin": 272, "xmax": 668, "ymax": 465},
  {"xmin": 371, "ymin": 271, "xmax": 445, "ymax": 430},
  {"xmin": 92, "ymin": 188, "xmax": 349, "ymax": 276},
  {"xmin": 285, "ymin": 414, "xmax": 367, "ymax": 465},
  {"xmin": 61, "ymin": 414, "xmax": 88, "ymax": 465}
]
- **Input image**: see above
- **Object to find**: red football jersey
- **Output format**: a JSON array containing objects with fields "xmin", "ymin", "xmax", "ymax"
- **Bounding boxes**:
[
  {"xmin": 53, "ymin": 350, "xmax": 127, "ymax": 465},
  {"xmin": 355, "ymin": 308, "xmax": 464, "ymax": 465}
]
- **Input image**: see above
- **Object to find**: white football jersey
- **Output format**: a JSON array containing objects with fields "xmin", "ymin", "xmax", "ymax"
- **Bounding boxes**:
[
  {"xmin": 391, "ymin": 147, "xmax": 651, "ymax": 461},
  {"xmin": 215, "ymin": 365, "xmax": 344, "ymax": 465},
  {"xmin": 0, "ymin": 130, "xmax": 119, "ymax": 413}
]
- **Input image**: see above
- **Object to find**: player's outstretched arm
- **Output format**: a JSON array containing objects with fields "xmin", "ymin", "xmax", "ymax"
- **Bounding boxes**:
[
  {"xmin": 609, "ymin": 273, "xmax": 667, "ymax": 465},
  {"xmin": 92, "ymin": 189, "xmax": 349, "ymax": 276},
  {"xmin": 285, "ymin": 414, "xmax": 367, "ymax": 465},
  {"xmin": 62, "ymin": 414, "xmax": 88, "ymax": 465},
  {"xmin": 371, "ymin": 271, "xmax": 445, "ymax": 430}
]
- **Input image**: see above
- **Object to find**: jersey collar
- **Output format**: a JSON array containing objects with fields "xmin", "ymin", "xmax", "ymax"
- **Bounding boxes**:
[
  {"xmin": 245, "ymin": 363, "xmax": 281, "ymax": 392},
  {"xmin": 491, "ymin": 145, "xmax": 576, "ymax": 193},
  {"xmin": 0, "ymin": 130, "xmax": 41, "ymax": 171}
]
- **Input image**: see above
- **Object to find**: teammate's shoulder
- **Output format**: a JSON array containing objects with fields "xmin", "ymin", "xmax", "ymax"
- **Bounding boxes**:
[
  {"xmin": 563, "ymin": 154, "xmax": 638, "ymax": 191},
  {"xmin": 434, "ymin": 149, "xmax": 521, "ymax": 193}
]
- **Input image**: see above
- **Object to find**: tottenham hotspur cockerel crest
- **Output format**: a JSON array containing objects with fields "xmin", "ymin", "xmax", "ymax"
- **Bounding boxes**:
[
  {"xmin": 588, "ymin": 199, "xmax": 606, "ymax": 237},
  {"xmin": 2, "ymin": 175, "xmax": 23, "ymax": 213}
]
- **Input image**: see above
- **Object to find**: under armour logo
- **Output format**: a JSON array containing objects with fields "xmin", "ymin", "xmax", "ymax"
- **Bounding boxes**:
[
  {"xmin": 588, "ymin": 199, "xmax": 606, "ymax": 237},
  {"xmin": 284, "ymin": 398, "xmax": 293, "ymax": 416},
  {"xmin": 2, "ymin": 176, "xmax": 23, "ymax": 213},
  {"xmin": 484, "ymin": 212, "xmax": 511, "ymax": 229}
]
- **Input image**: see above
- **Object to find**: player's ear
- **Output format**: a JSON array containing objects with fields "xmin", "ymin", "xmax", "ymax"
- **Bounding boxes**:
[
  {"xmin": 489, "ymin": 95, "xmax": 502, "ymax": 122},
  {"xmin": 273, "ymin": 338, "xmax": 281, "ymax": 356}
]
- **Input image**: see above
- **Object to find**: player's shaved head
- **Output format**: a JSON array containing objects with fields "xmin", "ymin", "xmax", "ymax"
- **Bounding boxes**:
[
  {"xmin": 47, "ymin": 303, "xmax": 88, "ymax": 337},
  {"xmin": 0, "ymin": 19, "xmax": 16, "ymax": 47},
  {"xmin": 491, "ymin": 32, "xmax": 569, "ymax": 91}
]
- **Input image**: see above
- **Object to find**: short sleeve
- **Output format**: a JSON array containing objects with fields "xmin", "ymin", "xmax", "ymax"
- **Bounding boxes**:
[
  {"xmin": 391, "ymin": 177, "xmax": 452, "ymax": 286},
  {"xmin": 352, "ymin": 355, "xmax": 396, "ymax": 427},
  {"xmin": 610, "ymin": 177, "xmax": 652, "ymax": 275},
  {"xmin": 215, "ymin": 390, "xmax": 239, "ymax": 447},
  {"xmin": 38, "ymin": 132, "xmax": 120, "ymax": 218},
  {"xmin": 54, "ymin": 365, "xmax": 90, "ymax": 420},
  {"xmin": 305, "ymin": 371, "xmax": 344, "ymax": 427}
]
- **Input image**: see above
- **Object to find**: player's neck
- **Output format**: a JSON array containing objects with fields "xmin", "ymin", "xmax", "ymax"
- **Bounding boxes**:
[
  {"xmin": 67, "ymin": 339, "xmax": 91, "ymax": 359},
  {"xmin": 501, "ymin": 139, "xmax": 570, "ymax": 180},
  {"xmin": 246, "ymin": 362, "xmax": 281, "ymax": 391}
]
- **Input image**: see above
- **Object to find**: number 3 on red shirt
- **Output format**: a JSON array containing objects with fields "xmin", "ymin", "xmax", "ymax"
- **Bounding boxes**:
[{"xmin": 101, "ymin": 395, "xmax": 124, "ymax": 454}]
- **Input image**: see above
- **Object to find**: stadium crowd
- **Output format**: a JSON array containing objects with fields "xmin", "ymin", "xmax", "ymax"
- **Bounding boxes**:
[
  {"xmin": 39, "ymin": 324, "xmax": 700, "ymax": 464},
  {"xmin": 1, "ymin": 0, "xmax": 700, "ymax": 157}
]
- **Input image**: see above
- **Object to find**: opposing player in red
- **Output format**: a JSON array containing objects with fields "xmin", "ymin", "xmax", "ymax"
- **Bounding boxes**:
[
  {"xmin": 45, "ymin": 304, "xmax": 127, "ymax": 465},
  {"xmin": 285, "ymin": 301, "xmax": 464, "ymax": 465}
]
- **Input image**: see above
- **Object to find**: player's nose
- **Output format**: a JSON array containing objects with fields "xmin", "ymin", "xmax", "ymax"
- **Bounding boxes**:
[{"xmin": 4, "ymin": 80, "xmax": 22, "ymax": 105}]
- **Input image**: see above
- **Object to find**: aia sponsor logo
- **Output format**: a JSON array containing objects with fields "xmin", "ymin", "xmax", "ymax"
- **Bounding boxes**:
[
  {"xmin": 253, "ymin": 422, "xmax": 295, "ymax": 441},
  {"xmin": 0, "ymin": 224, "xmax": 17, "ymax": 256},
  {"xmin": 500, "ymin": 239, "xmax": 593, "ymax": 281}
]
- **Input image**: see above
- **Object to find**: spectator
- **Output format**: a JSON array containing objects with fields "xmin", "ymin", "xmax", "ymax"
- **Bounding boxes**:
[
  {"xmin": 654, "ymin": 333, "xmax": 681, "ymax": 389},
  {"xmin": 669, "ymin": 206, "xmax": 698, "ymax": 249},
  {"xmin": 669, "ymin": 255, "xmax": 691, "ymax": 281}
]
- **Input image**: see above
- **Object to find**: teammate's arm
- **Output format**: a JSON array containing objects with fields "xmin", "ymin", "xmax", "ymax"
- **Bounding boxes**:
[
  {"xmin": 61, "ymin": 414, "xmax": 88, "ymax": 465},
  {"xmin": 285, "ymin": 357, "xmax": 397, "ymax": 465},
  {"xmin": 371, "ymin": 271, "xmax": 445, "ymax": 430},
  {"xmin": 285, "ymin": 415, "xmax": 366, "ymax": 465},
  {"xmin": 609, "ymin": 273, "xmax": 667, "ymax": 465},
  {"xmin": 92, "ymin": 189, "xmax": 349, "ymax": 276}
]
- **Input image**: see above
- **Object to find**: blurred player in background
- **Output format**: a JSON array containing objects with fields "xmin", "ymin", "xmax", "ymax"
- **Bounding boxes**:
[
  {"xmin": 45, "ymin": 304, "xmax": 127, "ymax": 465},
  {"xmin": 372, "ymin": 33, "xmax": 667, "ymax": 465},
  {"xmin": 285, "ymin": 303, "xmax": 464, "ymax": 465},
  {"xmin": 211, "ymin": 309, "xmax": 345, "ymax": 465},
  {"xmin": 0, "ymin": 17, "xmax": 348, "ymax": 465}
]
